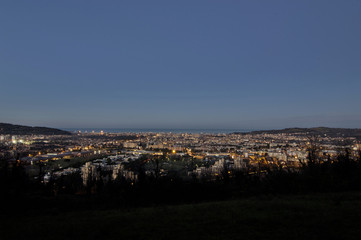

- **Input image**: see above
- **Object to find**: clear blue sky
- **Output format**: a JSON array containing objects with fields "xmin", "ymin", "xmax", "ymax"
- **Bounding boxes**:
[{"xmin": 1, "ymin": 0, "xmax": 360, "ymax": 130}]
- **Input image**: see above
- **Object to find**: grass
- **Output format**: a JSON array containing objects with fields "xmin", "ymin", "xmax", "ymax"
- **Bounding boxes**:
[
  {"xmin": 46, "ymin": 154, "xmax": 109, "ymax": 169},
  {"xmin": 2, "ymin": 192, "xmax": 361, "ymax": 239}
]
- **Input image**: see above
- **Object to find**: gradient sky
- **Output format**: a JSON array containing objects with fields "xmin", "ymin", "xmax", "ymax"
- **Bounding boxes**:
[{"xmin": 1, "ymin": 0, "xmax": 361, "ymax": 130}]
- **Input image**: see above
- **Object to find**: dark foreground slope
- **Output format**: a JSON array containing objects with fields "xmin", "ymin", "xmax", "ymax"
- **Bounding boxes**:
[
  {"xmin": 0, "ymin": 123, "xmax": 71, "ymax": 135},
  {"xmin": 1, "ymin": 192, "xmax": 361, "ymax": 240}
]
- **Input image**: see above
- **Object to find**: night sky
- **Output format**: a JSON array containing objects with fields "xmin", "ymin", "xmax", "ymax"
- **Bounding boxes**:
[{"xmin": 1, "ymin": 0, "xmax": 361, "ymax": 130}]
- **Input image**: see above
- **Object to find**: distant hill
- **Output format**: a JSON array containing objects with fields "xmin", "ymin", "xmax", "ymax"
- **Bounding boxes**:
[
  {"xmin": 235, "ymin": 127, "xmax": 361, "ymax": 139},
  {"xmin": 0, "ymin": 123, "xmax": 72, "ymax": 135}
]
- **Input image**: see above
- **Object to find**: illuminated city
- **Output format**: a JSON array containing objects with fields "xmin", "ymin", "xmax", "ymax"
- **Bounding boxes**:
[
  {"xmin": 1, "ymin": 1, "xmax": 361, "ymax": 239},
  {"xmin": 2, "ymin": 128, "xmax": 361, "ymax": 187}
]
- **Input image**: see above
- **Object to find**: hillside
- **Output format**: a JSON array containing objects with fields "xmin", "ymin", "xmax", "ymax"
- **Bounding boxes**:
[
  {"xmin": 236, "ymin": 127, "xmax": 361, "ymax": 138},
  {"xmin": 0, "ymin": 123, "xmax": 71, "ymax": 135},
  {"xmin": 1, "ymin": 192, "xmax": 361, "ymax": 240}
]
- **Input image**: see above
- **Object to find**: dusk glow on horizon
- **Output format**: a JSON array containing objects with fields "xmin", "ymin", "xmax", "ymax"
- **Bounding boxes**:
[
  {"xmin": 1, "ymin": 0, "xmax": 361, "ymax": 129},
  {"xmin": 2, "ymin": 2, "xmax": 361, "ymax": 237}
]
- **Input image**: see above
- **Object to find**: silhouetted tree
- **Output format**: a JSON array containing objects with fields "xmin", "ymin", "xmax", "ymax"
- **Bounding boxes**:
[{"xmin": 306, "ymin": 135, "xmax": 321, "ymax": 167}]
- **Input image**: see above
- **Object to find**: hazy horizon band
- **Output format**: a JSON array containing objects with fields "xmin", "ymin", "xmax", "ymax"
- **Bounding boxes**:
[{"xmin": 62, "ymin": 128, "xmax": 255, "ymax": 134}]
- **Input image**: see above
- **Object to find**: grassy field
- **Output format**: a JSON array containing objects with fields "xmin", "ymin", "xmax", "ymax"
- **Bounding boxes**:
[{"xmin": 2, "ymin": 192, "xmax": 361, "ymax": 240}]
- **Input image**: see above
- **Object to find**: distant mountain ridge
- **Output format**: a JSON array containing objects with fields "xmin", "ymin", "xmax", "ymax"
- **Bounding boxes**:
[
  {"xmin": 0, "ymin": 123, "xmax": 71, "ymax": 135},
  {"xmin": 235, "ymin": 127, "xmax": 361, "ymax": 139}
]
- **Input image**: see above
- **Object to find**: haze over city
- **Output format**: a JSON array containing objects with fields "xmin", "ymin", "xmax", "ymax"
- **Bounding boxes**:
[{"xmin": 1, "ymin": 0, "xmax": 361, "ymax": 130}]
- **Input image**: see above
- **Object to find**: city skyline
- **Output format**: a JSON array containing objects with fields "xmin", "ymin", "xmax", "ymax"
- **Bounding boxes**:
[{"xmin": 1, "ymin": 1, "xmax": 361, "ymax": 129}]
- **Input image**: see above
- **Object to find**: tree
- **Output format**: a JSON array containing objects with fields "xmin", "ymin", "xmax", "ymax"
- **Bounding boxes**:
[{"xmin": 306, "ymin": 135, "xmax": 320, "ymax": 167}]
